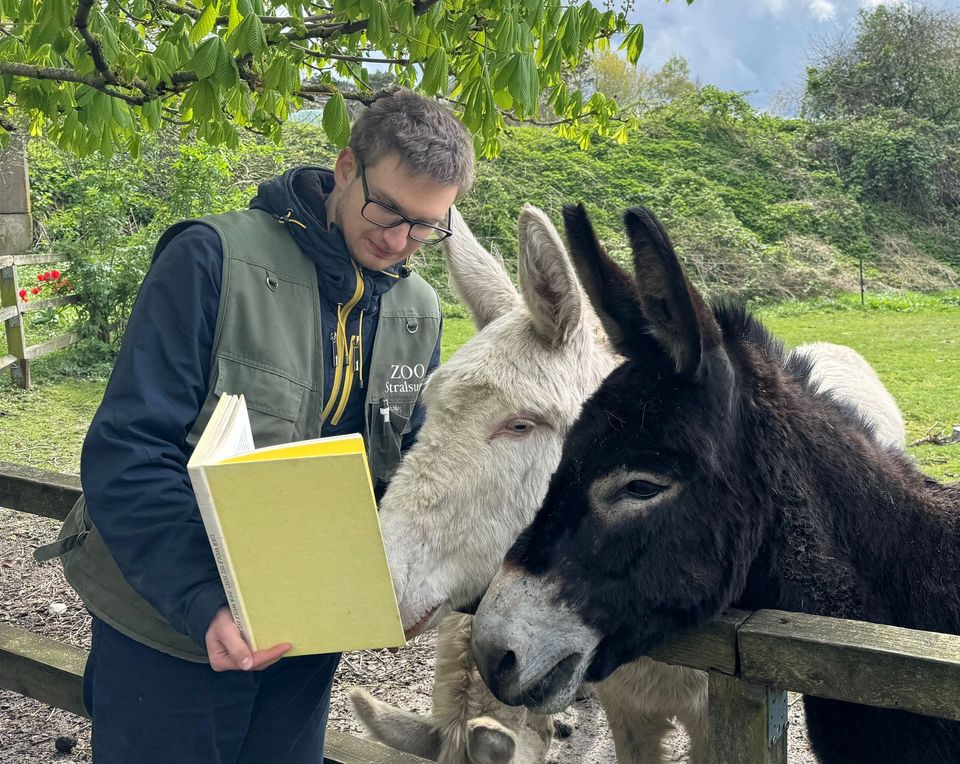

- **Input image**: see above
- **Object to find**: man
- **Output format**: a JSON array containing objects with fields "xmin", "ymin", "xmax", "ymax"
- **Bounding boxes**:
[{"xmin": 36, "ymin": 89, "xmax": 474, "ymax": 763}]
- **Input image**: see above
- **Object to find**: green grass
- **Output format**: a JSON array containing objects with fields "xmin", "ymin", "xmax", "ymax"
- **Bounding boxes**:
[{"xmin": 2, "ymin": 300, "xmax": 958, "ymax": 480}]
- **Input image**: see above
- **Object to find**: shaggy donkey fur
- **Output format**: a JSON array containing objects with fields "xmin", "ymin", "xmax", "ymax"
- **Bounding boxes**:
[
  {"xmin": 358, "ymin": 206, "xmax": 907, "ymax": 763},
  {"xmin": 470, "ymin": 203, "xmax": 960, "ymax": 764}
]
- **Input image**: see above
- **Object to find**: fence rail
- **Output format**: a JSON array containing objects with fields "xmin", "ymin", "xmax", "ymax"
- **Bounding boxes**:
[
  {"xmin": 0, "ymin": 254, "xmax": 80, "ymax": 388},
  {"xmin": 2, "ymin": 462, "xmax": 960, "ymax": 762}
]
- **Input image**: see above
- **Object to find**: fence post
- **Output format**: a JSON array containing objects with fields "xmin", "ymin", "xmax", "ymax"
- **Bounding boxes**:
[
  {"xmin": 0, "ymin": 134, "xmax": 32, "ymax": 388},
  {"xmin": 706, "ymin": 671, "xmax": 788, "ymax": 764}
]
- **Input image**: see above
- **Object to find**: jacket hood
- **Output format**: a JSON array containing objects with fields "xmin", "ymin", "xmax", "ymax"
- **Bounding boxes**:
[{"xmin": 250, "ymin": 166, "xmax": 405, "ymax": 310}]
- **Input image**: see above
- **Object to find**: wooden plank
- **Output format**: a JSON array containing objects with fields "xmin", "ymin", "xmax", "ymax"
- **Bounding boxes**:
[
  {"xmin": 25, "ymin": 330, "xmax": 82, "ymax": 359},
  {"xmin": 0, "ymin": 304, "xmax": 18, "ymax": 321},
  {"xmin": 21, "ymin": 294, "xmax": 78, "ymax": 313},
  {"xmin": 0, "ymin": 622, "xmax": 88, "ymax": 718},
  {"xmin": 0, "ymin": 622, "xmax": 428, "ymax": 763},
  {"xmin": 0, "ymin": 353, "xmax": 17, "ymax": 371},
  {"xmin": 647, "ymin": 609, "xmax": 751, "ymax": 675},
  {"xmin": 739, "ymin": 609, "xmax": 960, "ymax": 722},
  {"xmin": 0, "ymin": 254, "xmax": 62, "ymax": 269},
  {"xmin": 14, "ymin": 254, "xmax": 61, "ymax": 266},
  {"xmin": 0, "ymin": 461, "xmax": 80, "ymax": 519},
  {"xmin": 323, "ymin": 730, "xmax": 431, "ymax": 763},
  {"xmin": 0, "ymin": 260, "xmax": 28, "ymax": 387},
  {"xmin": 706, "ymin": 672, "xmax": 787, "ymax": 764}
]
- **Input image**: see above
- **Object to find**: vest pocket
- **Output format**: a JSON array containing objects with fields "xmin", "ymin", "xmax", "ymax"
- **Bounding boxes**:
[
  {"xmin": 213, "ymin": 356, "xmax": 307, "ymax": 447},
  {"xmin": 368, "ymin": 402, "xmax": 413, "ymax": 495}
]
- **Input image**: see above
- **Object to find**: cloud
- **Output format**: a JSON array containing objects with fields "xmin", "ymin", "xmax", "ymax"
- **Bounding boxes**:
[{"xmin": 809, "ymin": 0, "xmax": 838, "ymax": 20}]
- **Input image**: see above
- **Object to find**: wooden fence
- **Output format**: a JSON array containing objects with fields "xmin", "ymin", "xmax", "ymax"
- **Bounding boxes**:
[
  {"xmin": 1, "ymin": 135, "xmax": 80, "ymax": 389},
  {"xmin": 2, "ymin": 461, "xmax": 960, "ymax": 762},
  {"xmin": 1, "ymin": 253, "xmax": 81, "ymax": 389}
]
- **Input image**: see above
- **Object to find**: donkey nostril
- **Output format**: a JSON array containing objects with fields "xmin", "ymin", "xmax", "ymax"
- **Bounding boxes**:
[{"xmin": 495, "ymin": 650, "xmax": 516, "ymax": 679}]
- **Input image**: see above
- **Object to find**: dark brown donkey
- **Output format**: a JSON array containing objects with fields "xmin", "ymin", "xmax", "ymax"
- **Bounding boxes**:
[{"xmin": 471, "ymin": 203, "xmax": 960, "ymax": 763}]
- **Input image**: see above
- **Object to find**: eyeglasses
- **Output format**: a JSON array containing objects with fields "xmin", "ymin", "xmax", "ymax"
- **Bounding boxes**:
[{"xmin": 359, "ymin": 164, "xmax": 453, "ymax": 245}]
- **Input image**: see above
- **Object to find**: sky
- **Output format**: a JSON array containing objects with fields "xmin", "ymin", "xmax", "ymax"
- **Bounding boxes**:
[{"xmin": 625, "ymin": 0, "xmax": 960, "ymax": 113}]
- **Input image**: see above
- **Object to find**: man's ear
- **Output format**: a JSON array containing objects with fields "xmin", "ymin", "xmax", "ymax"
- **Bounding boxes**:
[{"xmin": 334, "ymin": 146, "xmax": 358, "ymax": 186}]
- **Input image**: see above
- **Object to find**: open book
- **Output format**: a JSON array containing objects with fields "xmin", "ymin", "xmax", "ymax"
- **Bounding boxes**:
[{"xmin": 187, "ymin": 394, "xmax": 405, "ymax": 656}]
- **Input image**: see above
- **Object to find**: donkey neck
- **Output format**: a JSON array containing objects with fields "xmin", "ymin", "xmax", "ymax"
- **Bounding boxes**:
[{"xmin": 742, "ymin": 373, "xmax": 960, "ymax": 634}]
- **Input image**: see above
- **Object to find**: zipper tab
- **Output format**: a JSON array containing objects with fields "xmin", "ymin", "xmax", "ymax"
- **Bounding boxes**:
[
  {"xmin": 329, "ymin": 331, "xmax": 338, "ymax": 368},
  {"xmin": 353, "ymin": 337, "xmax": 360, "ymax": 372}
]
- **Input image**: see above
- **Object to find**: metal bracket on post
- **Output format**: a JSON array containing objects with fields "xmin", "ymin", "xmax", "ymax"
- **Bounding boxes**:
[{"xmin": 767, "ymin": 687, "xmax": 788, "ymax": 746}]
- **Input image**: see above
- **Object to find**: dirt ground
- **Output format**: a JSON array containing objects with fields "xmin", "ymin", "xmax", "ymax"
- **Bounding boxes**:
[{"xmin": 1, "ymin": 507, "xmax": 818, "ymax": 763}]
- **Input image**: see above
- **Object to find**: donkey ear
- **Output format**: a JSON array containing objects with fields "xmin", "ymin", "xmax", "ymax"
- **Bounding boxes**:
[
  {"xmin": 516, "ymin": 204, "xmax": 584, "ymax": 347},
  {"xmin": 442, "ymin": 205, "xmax": 520, "ymax": 330},
  {"xmin": 348, "ymin": 688, "xmax": 442, "ymax": 761},
  {"xmin": 466, "ymin": 717, "xmax": 517, "ymax": 764},
  {"xmin": 624, "ymin": 207, "xmax": 734, "ymax": 411},
  {"xmin": 562, "ymin": 203, "xmax": 652, "ymax": 359}
]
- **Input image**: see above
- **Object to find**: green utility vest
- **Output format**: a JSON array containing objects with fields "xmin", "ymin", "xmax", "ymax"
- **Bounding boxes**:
[{"xmin": 36, "ymin": 209, "xmax": 441, "ymax": 662}]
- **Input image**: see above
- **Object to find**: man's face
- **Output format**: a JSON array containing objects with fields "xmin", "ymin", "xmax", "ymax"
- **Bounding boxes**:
[{"xmin": 333, "ymin": 148, "xmax": 460, "ymax": 273}]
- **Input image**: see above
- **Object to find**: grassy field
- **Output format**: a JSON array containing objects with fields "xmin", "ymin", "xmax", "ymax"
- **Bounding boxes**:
[{"xmin": 1, "ymin": 295, "xmax": 958, "ymax": 480}]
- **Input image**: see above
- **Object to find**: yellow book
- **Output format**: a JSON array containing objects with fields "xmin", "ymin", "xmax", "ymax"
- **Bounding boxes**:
[{"xmin": 186, "ymin": 394, "xmax": 404, "ymax": 656}]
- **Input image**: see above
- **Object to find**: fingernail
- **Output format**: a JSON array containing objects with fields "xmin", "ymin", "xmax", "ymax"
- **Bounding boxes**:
[{"xmin": 240, "ymin": 657, "xmax": 253, "ymax": 670}]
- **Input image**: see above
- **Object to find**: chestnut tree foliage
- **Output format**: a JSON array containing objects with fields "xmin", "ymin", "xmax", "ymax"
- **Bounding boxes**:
[{"xmin": 0, "ymin": 0, "xmax": 692, "ymax": 157}]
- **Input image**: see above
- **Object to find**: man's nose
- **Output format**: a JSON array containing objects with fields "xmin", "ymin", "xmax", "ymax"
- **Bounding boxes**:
[{"xmin": 382, "ymin": 224, "xmax": 410, "ymax": 252}]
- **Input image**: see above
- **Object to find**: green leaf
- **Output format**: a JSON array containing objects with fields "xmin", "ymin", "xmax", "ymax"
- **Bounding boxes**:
[
  {"xmin": 509, "ymin": 52, "xmax": 538, "ymax": 117},
  {"xmin": 558, "ymin": 5, "xmax": 581, "ymax": 55},
  {"xmin": 619, "ymin": 23, "xmax": 644, "ymax": 65},
  {"xmin": 322, "ymin": 91, "xmax": 350, "ymax": 147},
  {"xmin": 421, "ymin": 48, "xmax": 448, "ymax": 95},
  {"xmin": 227, "ymin": 0, "xmax": 241, "ymax": 34},
  {"xmin": 238, "ymin": 13, "xmax": 267, "ymax": 57},
  {"xmin": 367, "ymin": 1, "xmax": 390, "ymax": 49},
  {"xmin": 187, "ymin": 36, "xmax": 220, "ymax": 79},
  {"xmin": 493, "ymin": 54, "xmax": 520, "ymax": 93},
  {"xmin": 190, "ymin": 1, "xmax": 220, "ymax": 45},
  {"xmin": 493, "ymin": 15, "xmax": 518, "ymax": 53},
  {"xmin": 213, "ymin": 37, "xmax": 238, "ymax": 88},
  {"xmin": 127, "ymin": 131, "xmax": 142, "ymax": 159}
]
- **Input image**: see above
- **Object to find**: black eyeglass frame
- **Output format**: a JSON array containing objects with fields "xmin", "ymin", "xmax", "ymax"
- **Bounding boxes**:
[{"xmin": 358, "ymin": 163, "xmax": 453, "ymax": 245}]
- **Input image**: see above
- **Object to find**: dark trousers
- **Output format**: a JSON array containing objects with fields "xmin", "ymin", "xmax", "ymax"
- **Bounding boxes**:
[{"xmin": 83, "ymin": 616, "xmax": 341, "ymax": 764}]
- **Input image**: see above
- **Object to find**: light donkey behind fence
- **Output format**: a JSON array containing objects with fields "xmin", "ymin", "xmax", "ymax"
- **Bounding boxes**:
[{"xmin": 351, "ymin": 205, "xmax": 906, "ymax": 763}]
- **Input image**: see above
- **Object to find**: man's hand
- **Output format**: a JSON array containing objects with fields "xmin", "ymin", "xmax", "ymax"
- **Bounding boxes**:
[{"xmin": 205, "ymin": 606, "xmax": 291, "ymax": 672}]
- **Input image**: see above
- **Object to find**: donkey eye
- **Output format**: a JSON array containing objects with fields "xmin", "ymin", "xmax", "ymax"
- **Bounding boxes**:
[
  {"xmin": 506, "ymin": 419, "xmax": 536, "ymax": 434},
  {"xmin": 491, "ymin": 418, "xmax": 539, "ymax": 440},
  {"xmin": 620, "ymin": 480, "xmax": 666, "ymax": 500}
]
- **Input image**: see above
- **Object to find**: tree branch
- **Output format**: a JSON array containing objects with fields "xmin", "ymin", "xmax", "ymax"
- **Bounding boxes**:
[
  {"xmin": 282, "ymin": 0, "xmax": 441, "ymax": 41},
  {"xmin": 75, "ymin": 0, "xmax": 119, "ymax": 86},
  {"xmin": 0, "ymin": 62, "xmax": 188, "ymax": 106},
  {"xmin": 299, "ymin": 84, "xmax": 399, "ymax": 106},
  {"xmin": 291, "ymin": 43, "xmax": 408, "ymax": 65}
]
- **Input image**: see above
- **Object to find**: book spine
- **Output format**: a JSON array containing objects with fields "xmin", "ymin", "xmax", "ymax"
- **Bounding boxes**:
[{"xmin": 187, "ymin": 465, "xmax": 256, "ymax": 650}]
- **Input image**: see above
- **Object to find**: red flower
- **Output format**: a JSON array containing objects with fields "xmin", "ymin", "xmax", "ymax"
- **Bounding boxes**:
[
  {"xmin": 37, "ymin": 273, "xmax": 45, "ymax": 282},
  {"xmin": 31, "ymin": 287, "xmax": 40, "ymax": 295},
  {"xmin": 51, "ymin": 269, "xmax": 61, "ymax": 280},
  {"xmin": 18, "ymin": 288, "xmax": 27, "ymax": 299}
]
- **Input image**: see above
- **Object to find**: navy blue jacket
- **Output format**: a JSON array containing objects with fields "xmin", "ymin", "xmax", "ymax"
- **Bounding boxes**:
[{"xmin": 80, "ymin": 168, "xmax": 441, "ymax": 648}]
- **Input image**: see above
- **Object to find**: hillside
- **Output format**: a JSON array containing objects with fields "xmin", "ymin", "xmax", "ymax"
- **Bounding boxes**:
[{"xmin": 25, "ymin": 88, "xmax": 959, "ymax": 326}]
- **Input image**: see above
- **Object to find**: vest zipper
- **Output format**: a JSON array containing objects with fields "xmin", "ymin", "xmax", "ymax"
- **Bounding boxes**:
[{"xmin": 321, "ymin": 263, "xmax": 365, "ymax": 426}]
